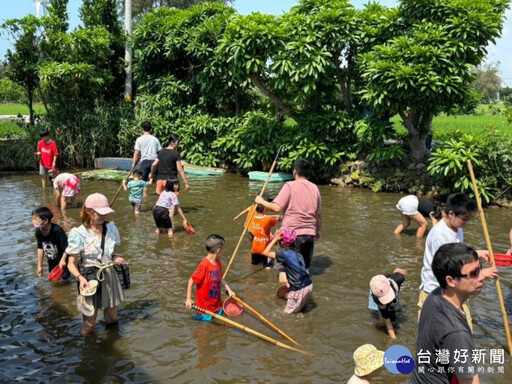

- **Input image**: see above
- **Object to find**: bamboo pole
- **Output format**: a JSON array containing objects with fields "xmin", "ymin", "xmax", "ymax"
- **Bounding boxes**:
[
  {"xmin": 191, "ymin": 304, "xmax": 307, "ymax": 355},
  {"xmin": 467, "ymin": 159, "xmax": 512, "ymax": 355},
  {"xmin": 231, "ymin": 295, "xmax": 300, "ymax": 346},
  {"xmin": 110, "ymin": 161, "xmax": 138, "ymax": 208},
  {"xmin": 223, "ymin": 146, "xmax": 283, "ymax": 279}
]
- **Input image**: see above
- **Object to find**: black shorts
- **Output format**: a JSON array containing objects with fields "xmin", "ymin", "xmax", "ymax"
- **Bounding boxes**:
[
  {"xmin": 251, "ymin": 253, "xmax": 272, "ymax": 267},
  {"xmin": 296, "ymin": 235, "xmax": 315, "ymax": 269},
  {"xmin": 153, "ymin": 206, "xmax": 172, "ymax": 229}
]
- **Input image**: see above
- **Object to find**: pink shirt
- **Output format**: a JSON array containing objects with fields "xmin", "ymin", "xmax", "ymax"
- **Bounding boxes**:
[{"xmin": 273, "ymin": 179, "xmax": 321, "ymax": 236}]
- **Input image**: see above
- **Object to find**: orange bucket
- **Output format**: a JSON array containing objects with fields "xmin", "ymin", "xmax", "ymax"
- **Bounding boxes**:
[{"xmin": 223, "ymin": 297, "xmax": 243, "ymax": 316}]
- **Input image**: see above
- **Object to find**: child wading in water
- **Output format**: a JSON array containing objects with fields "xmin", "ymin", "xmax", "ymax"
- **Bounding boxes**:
[
  {"xmin": 32, "ymin": 206, "xmax": 70, "ymax": 280},
  {"xmin": 153, "ymin": 179, "xmax": 188, "ymax": 237},
  {"xmin": 368, "ymin": 268, "xmax": 406, "ymax": 340},
  {"xmin": 123, "ymin": 170, "xmax": 149, "ymax": 216},
  {"xmin": 262, "ymin": 227, "xmax": 313, "ymax": 314},
  {"xmin": 185, "ymin": 234, "xmax": 235, "ymax": 321}
]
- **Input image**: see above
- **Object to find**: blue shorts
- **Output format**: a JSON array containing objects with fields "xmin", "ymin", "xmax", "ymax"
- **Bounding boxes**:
[{"xmin": 194, "ymin": 308, "xmax": 223, "ymax": 322}]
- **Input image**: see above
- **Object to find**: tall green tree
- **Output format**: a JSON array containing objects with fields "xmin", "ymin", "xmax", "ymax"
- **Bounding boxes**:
[
  {"xmin": 2, "ymin": 16, "xmax": 41, "ymax": 125},
  {"xmin": 359, "ymin": 0, "xmax": 509, "ymax": 162},
  {"xmin": 473, "ymin": 62, "xmax": 502, "ymax": 103},
  {"xmin": 119, "ymin": 0, "xmax": 232, "ymax": 20}
]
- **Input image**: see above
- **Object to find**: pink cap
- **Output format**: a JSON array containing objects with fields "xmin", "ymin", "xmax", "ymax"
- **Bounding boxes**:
[
  {"xmin": 281, "ymin": 227, "xmax": 297, "ymax": 246},
  {"xmin": 369, "ymin": 275, "xmax": 395, "ymax": 304},
  {"xmin": 84, "ymin": 193, "xmax": 115, "ymax": 215}
]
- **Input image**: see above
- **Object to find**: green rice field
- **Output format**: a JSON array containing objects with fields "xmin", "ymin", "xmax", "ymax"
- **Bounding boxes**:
[{"xmin": 0, "ymin": 103, "xmax": 45, "ymax": 116}]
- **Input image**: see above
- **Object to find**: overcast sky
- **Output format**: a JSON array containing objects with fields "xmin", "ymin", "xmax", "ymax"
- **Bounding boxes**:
[{"xmin": 1, "ymin": 0, "xmax": 510, "ymax": 86}]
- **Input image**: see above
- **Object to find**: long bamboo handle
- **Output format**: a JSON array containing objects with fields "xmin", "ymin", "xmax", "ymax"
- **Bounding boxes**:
[
  {"xmin": 110, "ymin": 162, "xmax": 138, "ymax": 208},
  {"xmin": 231, "ymin": 295, "xmax": 300, "ymax": 346},
  {"xmin": 223, "ymin": 146, "xmax": 283, "ymax": 279},
  {"xmin": 467, "ymin": 160, "xmax": 512, "ymax": 355},
  {"xmin": 191, "ymin": 304, "xmax": 307, "ymax": 354}
]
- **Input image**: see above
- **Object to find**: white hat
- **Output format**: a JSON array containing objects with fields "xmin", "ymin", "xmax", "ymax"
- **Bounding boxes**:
[
  {"xmin": 80, "ymin": 280, "xmax": 98, "ymax": 297},
  {"xmin": 76, "ymin": 295, "xmax": 95, "ymax": 317}
]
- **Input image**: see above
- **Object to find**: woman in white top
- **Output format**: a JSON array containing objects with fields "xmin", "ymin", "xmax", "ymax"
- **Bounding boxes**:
[{"xmin": 66, "ymin": 193, "xmax": 125, "ymax": 335}]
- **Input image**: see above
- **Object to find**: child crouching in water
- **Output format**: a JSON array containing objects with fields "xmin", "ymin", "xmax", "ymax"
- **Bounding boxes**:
[
  {"xmin": 185, "ymin": 234, "xmax": 235, "ymax": 321},
  {"xmin": 123, "ymin": 170, "xmax": 148, "ymax": 216},
  {"xmin": 32, "ymin": 206, "xmax": 70, "ymax": 280},
  {"xmin": 153, "ymin": 179, "xmax": 188, "ymax": 237},
  {"xmin": 262, "ymin": 227, "xmax": 313, "ymax": 314}
]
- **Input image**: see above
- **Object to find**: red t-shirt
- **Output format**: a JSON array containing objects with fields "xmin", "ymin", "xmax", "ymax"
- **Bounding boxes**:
[
  {"xmin": 37, "ymin": 139, "xmax": 59, "ymax": 168},
  {"xmin": 191, "ymin": 258, "xmax": 223, "ymax": 313},
  {"xmin": 249, "ymin": 215, "xmax": 279, "ymax": 254}
]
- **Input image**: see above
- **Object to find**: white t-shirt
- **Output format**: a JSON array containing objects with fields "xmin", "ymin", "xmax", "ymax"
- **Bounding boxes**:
[
  {"xmin": 420, "ymin": 219, "xmax": 463, "ymax": 293},
  {"xmin": 134, "ymin": 134, "xmax": 162, "ymax": 161}
]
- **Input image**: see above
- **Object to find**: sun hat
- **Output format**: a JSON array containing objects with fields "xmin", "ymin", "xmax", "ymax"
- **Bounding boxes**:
[
  {"xmin": 76, "ymin": 295, "xmax": 95, "ymax": 317},
  {"xmin": 80, "ymin": 280, "xmax": 98, "ymax": 297},
  {"xmin": 281, "ymin": 227, "xmax": 297, "ymax": 246},
  {"xmin": 353, "ymin": 344, "xmax": 385, "ymax": 376},
  {"xmin": 84, "ymin": 193, "xmax": 115, "ymax": 215},
  {"xmin": 369, "ymin": 275, "xmax": 395, "ymax": 305},
  {"xmin": 396, "ymin": 195, "xmax": 419, "ymax": 216}
]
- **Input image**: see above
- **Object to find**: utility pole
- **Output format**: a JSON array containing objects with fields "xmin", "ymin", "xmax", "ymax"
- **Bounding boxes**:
[{"xmin": 124, "ymin": 0, "xmax": 133, "ymax": 101}]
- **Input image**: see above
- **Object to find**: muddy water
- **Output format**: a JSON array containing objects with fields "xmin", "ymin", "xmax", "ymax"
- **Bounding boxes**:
[{"xmin": 1, "ymin": 172, "xmax": 512, "ymax": 383}]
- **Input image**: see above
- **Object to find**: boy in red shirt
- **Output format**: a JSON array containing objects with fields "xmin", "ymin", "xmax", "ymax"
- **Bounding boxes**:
[
  {"xmin": 185, "ymin": 234, "xmax": 235, "ymax": 321},
  {"xmin": 35, "ymin": 130, "xmax": 59, "ymax": 188}
]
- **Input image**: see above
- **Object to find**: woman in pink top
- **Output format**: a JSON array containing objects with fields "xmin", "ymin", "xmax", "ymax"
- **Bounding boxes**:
[{"xmin": 255, "ymin": 159, "xmax": 322, "ymax": 270}]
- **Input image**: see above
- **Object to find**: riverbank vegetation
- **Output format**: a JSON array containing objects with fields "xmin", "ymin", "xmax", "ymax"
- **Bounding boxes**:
[{"xmin": 2, "ymin": 0, "xmax": 512, "ymax": 204}]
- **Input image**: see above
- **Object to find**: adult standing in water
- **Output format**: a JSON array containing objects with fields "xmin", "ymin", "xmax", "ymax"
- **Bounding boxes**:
[
  {"xmin": 130, "ymin": 121, "xmax": 162, "ymax": 182},
  {"xmin": 66, "ymin": 193, "xmax": 125, "ymax": 335},
  {"xmin": 255, "ymin": 158, "xmax": 322, "ymax": 270},
  {"xmin": 149, "ymin": 133, "xmax": 190, "ymax": 195}
]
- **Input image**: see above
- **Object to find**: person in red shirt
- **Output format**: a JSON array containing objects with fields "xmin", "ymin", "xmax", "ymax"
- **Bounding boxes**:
[
  {"xmin": 35, "ymin": 130, "xmax": 59, "ymax": 188},
  {"xmin": 185, "ymin": 234, "xmax": 235, "ymax": 321}
]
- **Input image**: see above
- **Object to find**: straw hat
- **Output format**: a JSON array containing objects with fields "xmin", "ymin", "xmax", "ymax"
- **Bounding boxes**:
[
  {"xmin": 353, "ymin": 344, "xmax": 384, "ymax": 376},
  {"xmin": 80, "ymin": 280, "xmax": 98, "ymax": 297},
  {"xmin": 76, "ymin": 295, "xmax": 95, "ymax": 317}
]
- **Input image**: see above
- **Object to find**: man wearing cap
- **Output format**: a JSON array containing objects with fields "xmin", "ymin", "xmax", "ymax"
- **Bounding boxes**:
[
  {"xmin": 130, "ymin": 121, "xmax": 162, "ymax": 182},
  {"xmin": 347, "ymin": 344, "xmax": 384, "ymax": 383},
  {"xmin": 411, "ymin": 242, "xmax": 497, "ymax": 383},
  {"xmin": 255, "ymin": 158, "xmax": 321, "ymax": 271},
  {"xmin": 369, "ymin": 268, "xmax": 407, "ymax": 340}
]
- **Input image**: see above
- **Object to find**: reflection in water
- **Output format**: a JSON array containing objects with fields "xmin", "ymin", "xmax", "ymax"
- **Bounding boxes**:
[{"xmin": 0, "ymin": 172, "xmax": 511, "ymax": 383}]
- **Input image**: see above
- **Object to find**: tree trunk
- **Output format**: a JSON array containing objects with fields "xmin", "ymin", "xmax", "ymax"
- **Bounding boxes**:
[
  {"xmin": 27, "ymin": 88, "xmax": 34, "ymax": 126},
  {"xmin": 249, "ymin": 73, "xmax": 300, "ymax": 123},
  {"xmin": 334, "ymin": 55, "xmax": 351, "ymax": 113},
  {"xmin": 399, "ymin": 110, "xmax": 432, "ymax": 162}
]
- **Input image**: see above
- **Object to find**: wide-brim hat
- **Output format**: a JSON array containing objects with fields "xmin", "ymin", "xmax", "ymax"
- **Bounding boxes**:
[
  {"xmin": 76, "ymin": 295, "xmax": 95, "ymax": 317},
  {"xmin": 84, "ymin": 193, "xmax": 114, "ymax": 215},
  {"xmin": 354, "ymin": 344, "xmax": 385, "ymax": 376},
  {"xmin": 80, "ymin": 280, "xmax": 98, "ymax": 297}
]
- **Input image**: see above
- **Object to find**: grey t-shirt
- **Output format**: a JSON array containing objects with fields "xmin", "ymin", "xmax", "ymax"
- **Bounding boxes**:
[
  {"xmin": 134, "ymin": 134, "xmax": 162, "ymax": 161},
  {"xmin": 410, "ymin": 288, "xmax": 476, "ymax": 383}
]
